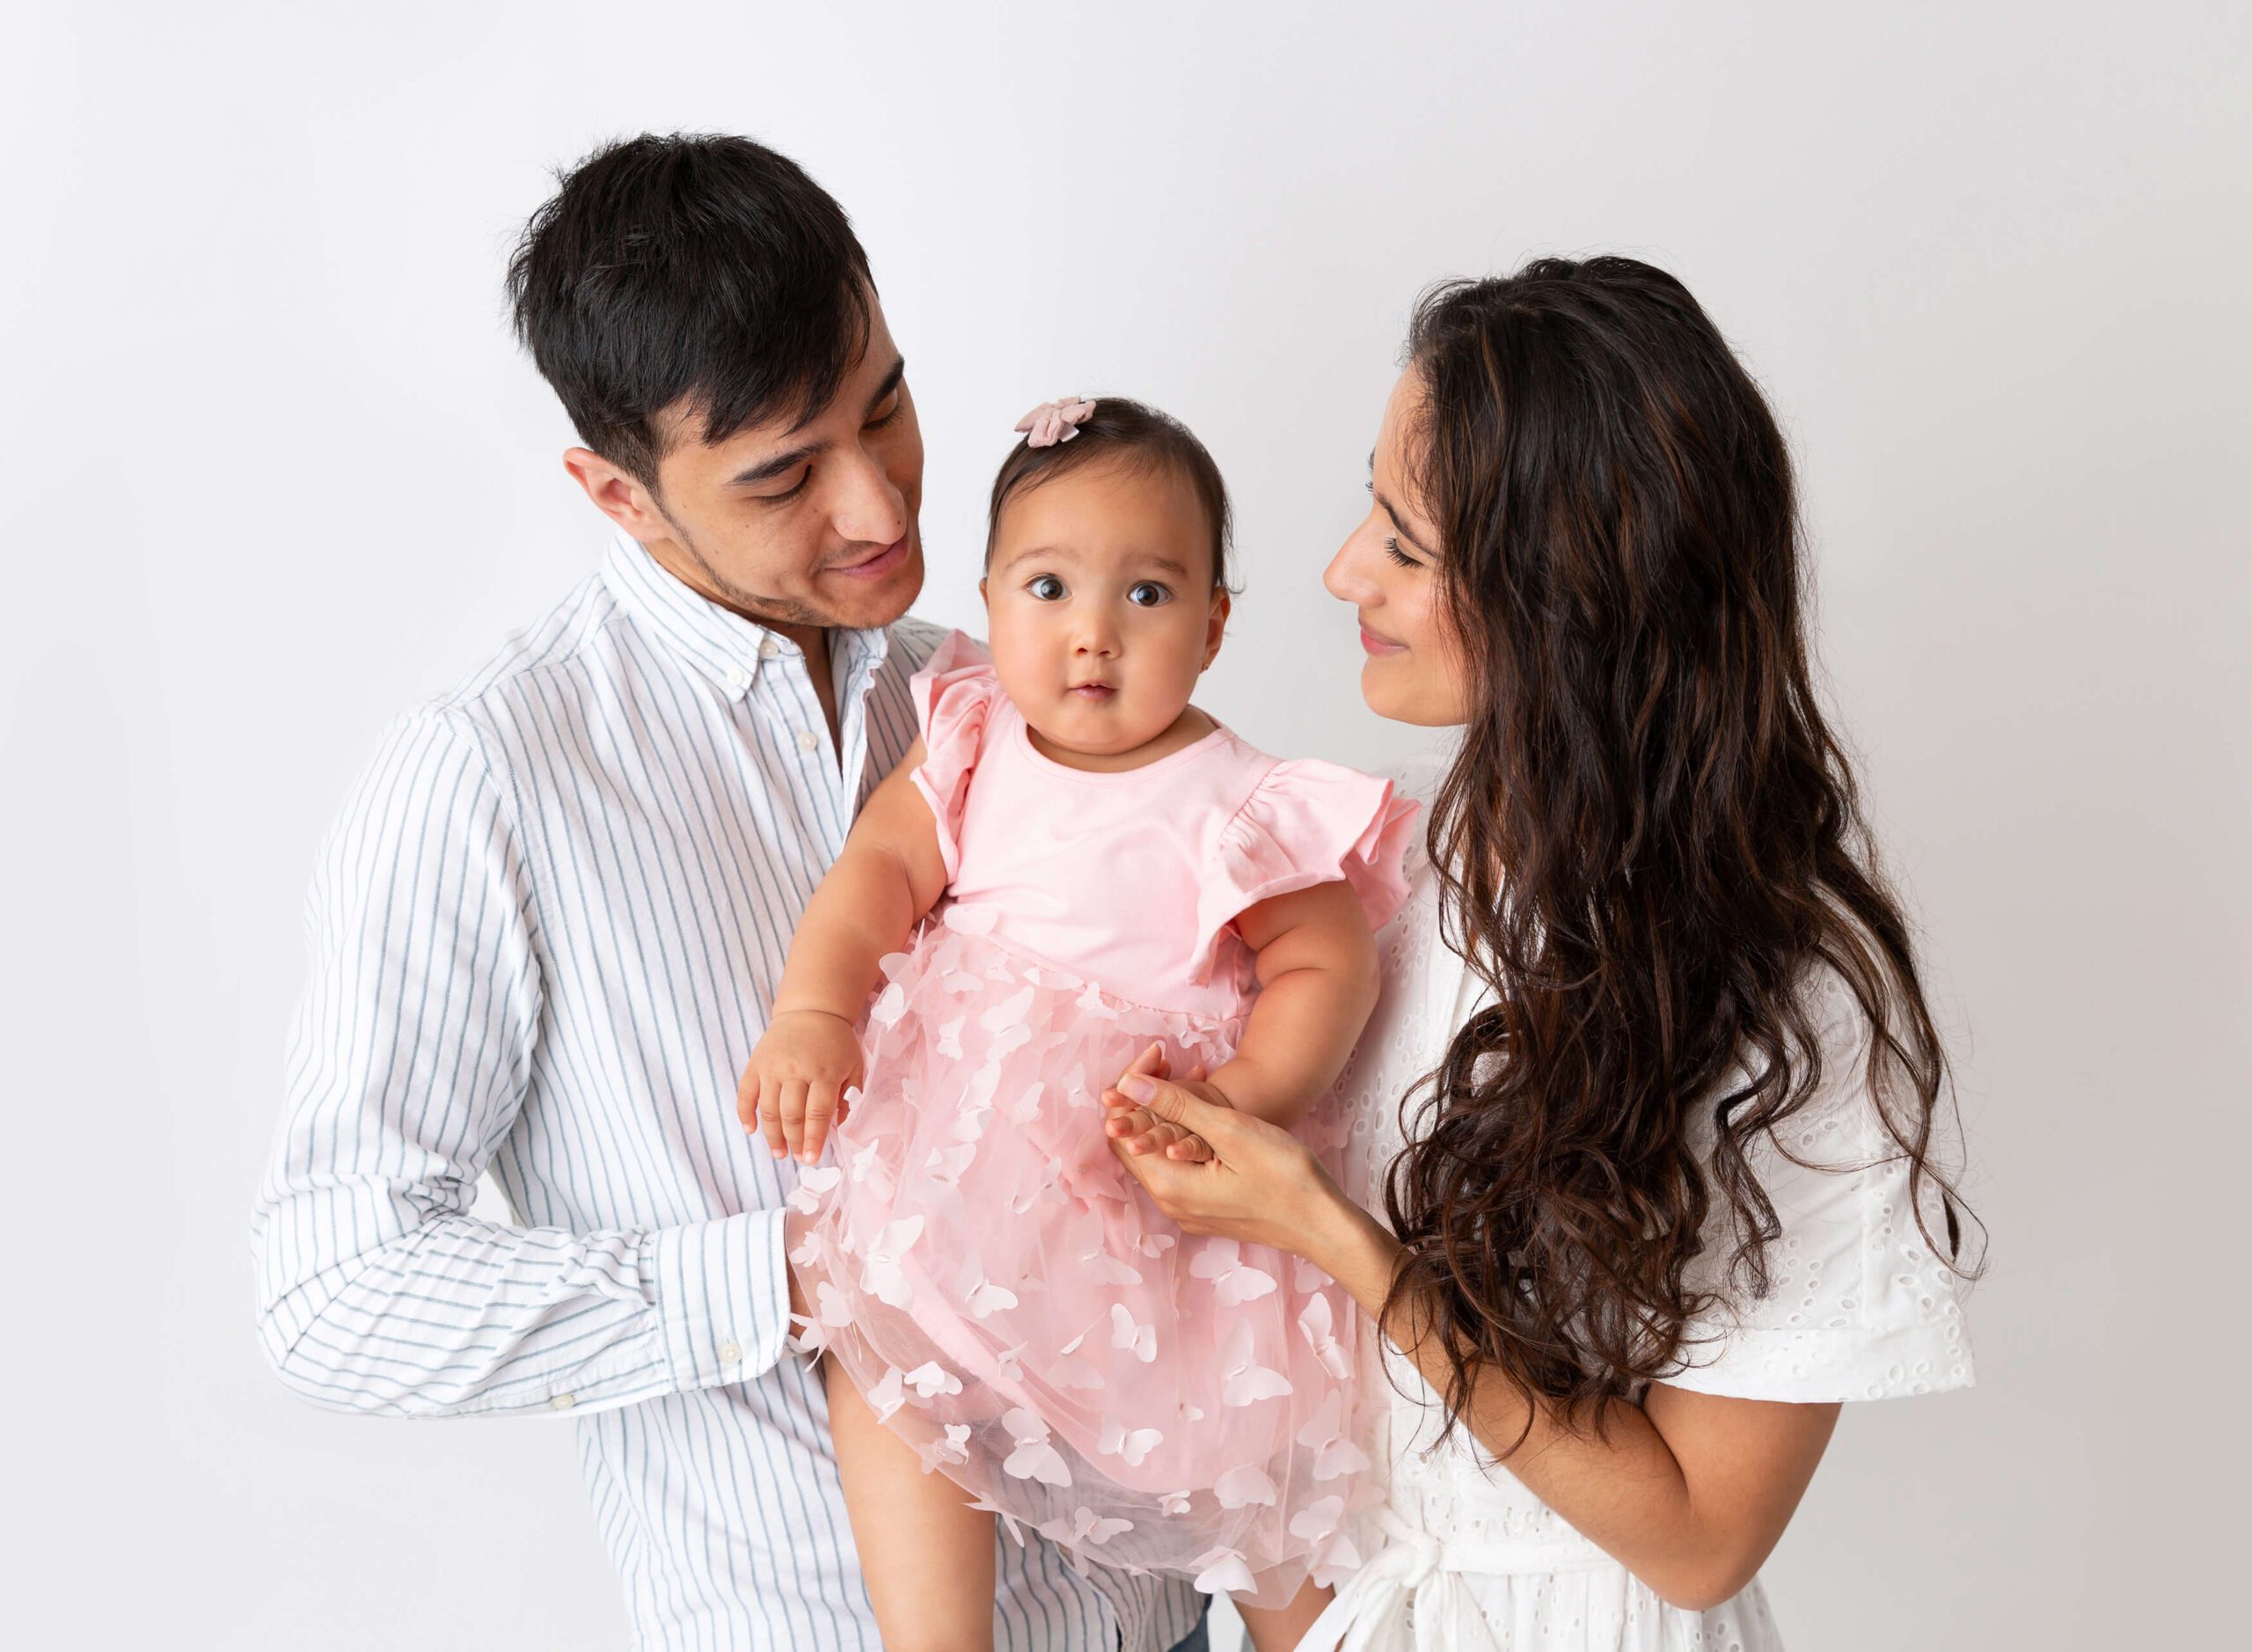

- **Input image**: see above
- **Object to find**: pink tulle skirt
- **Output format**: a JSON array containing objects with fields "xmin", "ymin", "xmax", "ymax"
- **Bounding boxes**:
[{"xmin": 786, "ymin": 907, "xmax": 1371, "ymax": 1607}]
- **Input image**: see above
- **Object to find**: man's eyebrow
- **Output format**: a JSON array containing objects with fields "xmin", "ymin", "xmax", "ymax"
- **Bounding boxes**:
[
  {"xmin": 728, "ymin": 440, "xmax": 826, "ymax": 490},
  {"xmin": 726, "ymin": 357, "xmax": 909, "ymax": 489},
  {"xmin": 864, "ymin": 356, "xmax": 906, "ymax": 417}
]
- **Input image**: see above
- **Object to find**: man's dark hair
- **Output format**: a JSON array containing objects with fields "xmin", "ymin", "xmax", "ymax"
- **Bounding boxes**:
[
  {"xmin": 508, "ymin": 132, "xmax": 874, "ymax": 487},
  {"xmin": 984, "ymin": 398, "xmax": 1236, "ymax": 590}
]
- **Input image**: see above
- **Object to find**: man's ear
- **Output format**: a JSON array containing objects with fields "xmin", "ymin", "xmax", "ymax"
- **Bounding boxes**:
[
  {"xmin": 1202, "ymin": 588, "xmax": 1232, "ymax": 670},
  {"xmin": 563, "ymin": 448, "xmax": 672, "ymax": 542}
]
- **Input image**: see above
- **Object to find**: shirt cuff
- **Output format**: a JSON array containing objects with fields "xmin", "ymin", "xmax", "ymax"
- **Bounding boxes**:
[{"xmin": 647, "ymin": 1208, "xmax": 793, "ymax": 1393}]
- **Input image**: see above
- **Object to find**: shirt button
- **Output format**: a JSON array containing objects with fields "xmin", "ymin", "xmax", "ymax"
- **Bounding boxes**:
[
  {"xmin": 550, "ymin": 1393, "xmax": 576, "ymax": 1411},
  {"xmin": 759, "ymin": 638, "xmax": 781, "ymax": 660},
  {"xmin": 717, "ymin": 1340, "xmax": 742, "ymax": 1364},
  {"xmin": 796, "ymin": 729, "xmax": 821, "ymax": 753},
  {"xmin": 724, "ymin": 668, "xmax": 749, "ymax": 691}
]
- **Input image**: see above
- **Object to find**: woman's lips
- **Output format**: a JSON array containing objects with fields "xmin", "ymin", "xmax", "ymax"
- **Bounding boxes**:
[
  {"xmin": 830, "ymin": 536, "xmax": 910, "ymax": 580},
  {"xmin": 1359, "ymin": 622, "xmax": 1408, "ymax": 655}
]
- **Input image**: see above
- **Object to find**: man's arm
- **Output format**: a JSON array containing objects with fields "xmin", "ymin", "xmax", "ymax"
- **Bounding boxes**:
[{"xmin": 252, "ymin": 710, "xmax": 788, "ymax": 1417}]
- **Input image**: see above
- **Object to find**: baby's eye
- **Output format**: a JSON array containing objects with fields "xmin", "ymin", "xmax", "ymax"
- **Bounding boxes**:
[
  {"xmin": 1027, "ymin": 574, "xmax": 1066, "ymax": 601},
  {"xmin": 1127, "ymin": 581, "xmax": 1172, "ymax": 607}
]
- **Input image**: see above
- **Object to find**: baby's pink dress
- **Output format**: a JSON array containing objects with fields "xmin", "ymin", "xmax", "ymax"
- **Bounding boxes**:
[{"xmin": 786, "ymin": 632, "xmax": 1418, "ymax": 1607}]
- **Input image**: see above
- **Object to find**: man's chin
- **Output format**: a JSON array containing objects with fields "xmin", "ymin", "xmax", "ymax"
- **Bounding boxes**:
[{"xmin": 817, "ymin": 541, "xmax": 924, "ymax": 630}]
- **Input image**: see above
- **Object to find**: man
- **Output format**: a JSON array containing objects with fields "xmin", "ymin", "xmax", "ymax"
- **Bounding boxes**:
[{"xmin": 252, "ymin": 132, "xmax": 1207, "ymax": 1652}]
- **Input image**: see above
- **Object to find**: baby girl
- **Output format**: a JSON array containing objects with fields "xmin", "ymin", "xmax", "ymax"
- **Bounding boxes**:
[{"xmin": 740, "ymin": 396, "xmax": 1415, "ymax": 1649}]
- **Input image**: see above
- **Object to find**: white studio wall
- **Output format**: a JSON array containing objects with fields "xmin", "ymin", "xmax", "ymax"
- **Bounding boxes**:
[{"xmin": 4, "ymin": 4, "xmax": 2244, "ymax": 1648}]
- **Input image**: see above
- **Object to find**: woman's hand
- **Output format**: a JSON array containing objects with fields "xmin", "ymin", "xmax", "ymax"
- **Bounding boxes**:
[
  {"xmin": 739, "ymin": 1009, "xmax": 864, "ymax": 1163},
  {"xmin": 1100, "ymin": 1049, "xmax": 1350, "ymax": 1258},
  {"xmin": 1101, "ymin": 1042, "xmax": 1220, "ymax": 1164}
]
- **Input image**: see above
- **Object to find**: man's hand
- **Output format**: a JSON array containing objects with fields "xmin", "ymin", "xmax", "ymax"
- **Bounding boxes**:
[
  {"xmin": 739, "ymin": 1009, "xmax": 864, "ymax": 1163},
  {"xmin": 1100, "ymin": 1042, "xmax": 1222, "ymax": 1164}
]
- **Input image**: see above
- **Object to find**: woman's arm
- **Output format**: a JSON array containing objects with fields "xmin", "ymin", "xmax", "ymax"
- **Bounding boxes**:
[
  {"xmin": 739, "ymin": 738, "xmax": 949, "ymax": 1162},
  {"xmin": 1104, "ymin": 1078, "xmax": 1840, "ymax": 1612},
  {"xmin": 1308, "ymin": 1194, "xmax": 1838, "ymax": 1610}
]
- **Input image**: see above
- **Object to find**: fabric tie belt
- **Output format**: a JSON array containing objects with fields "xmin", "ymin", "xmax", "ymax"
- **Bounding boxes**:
[{"xmin": 1297, "ymin": 1508, "xmax": 1620, "ymax": 1652}]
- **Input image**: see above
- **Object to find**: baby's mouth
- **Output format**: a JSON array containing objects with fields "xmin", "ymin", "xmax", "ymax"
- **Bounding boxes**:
[{"xmin": 1067, "ymin": 683, "xmax": 1116, "ymax": 702}]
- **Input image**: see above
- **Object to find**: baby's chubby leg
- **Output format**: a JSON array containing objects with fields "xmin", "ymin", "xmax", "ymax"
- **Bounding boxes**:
[
  {"xmin": 1236, "ymin": 1580, "xmax": 1334, "ymax": 1651},
  {"xmin": 825, "ymin": 1355, "xmax": 997, "ymax": 1651}
]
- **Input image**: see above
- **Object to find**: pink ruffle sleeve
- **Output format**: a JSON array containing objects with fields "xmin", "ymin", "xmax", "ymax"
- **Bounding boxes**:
[
  {"xmin": 907, "ymin": 630, "xmax": 1004, "ymax": 881},
  {"xmin": 1189, "ymin": 758, "xmax": 1422, "ymax": 983}
]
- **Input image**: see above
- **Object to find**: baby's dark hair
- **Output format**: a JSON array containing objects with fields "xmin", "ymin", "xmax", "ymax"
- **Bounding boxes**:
[{"xmin": 984, "ymin": 398, "xmax": 1235, "ymax": 590}]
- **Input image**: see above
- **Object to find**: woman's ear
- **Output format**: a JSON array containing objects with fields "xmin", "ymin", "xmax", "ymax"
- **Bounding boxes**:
[{"xmin": 1202, "ymin": 588, "xmax": 1232, "ymax": 670}]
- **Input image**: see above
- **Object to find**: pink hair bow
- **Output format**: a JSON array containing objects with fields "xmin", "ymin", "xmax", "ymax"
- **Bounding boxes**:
[{"xmin": 1013, "ymin": 397, "xmax": 1096, "ymax": 448}]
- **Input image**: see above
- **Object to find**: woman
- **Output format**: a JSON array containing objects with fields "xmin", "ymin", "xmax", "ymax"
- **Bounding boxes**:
[{"xmin": 1100, "ymin": 258, "xmax": 1978, "ymax": 1649}]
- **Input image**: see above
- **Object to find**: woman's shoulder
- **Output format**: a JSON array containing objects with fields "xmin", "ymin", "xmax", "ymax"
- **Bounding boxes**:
[
  {"xmin": 1369, "ymin": 744, "xmax": 1453, "ymax": 808},
  {"xmin": 1664, "ymin": 956, "xmax": 1977, "ymax": 1402}
]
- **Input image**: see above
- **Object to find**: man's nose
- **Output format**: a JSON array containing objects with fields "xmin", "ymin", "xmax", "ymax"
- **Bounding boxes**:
[{"xmin": 830, "ymin": 450, "xmax": 908, "ymax": 548}]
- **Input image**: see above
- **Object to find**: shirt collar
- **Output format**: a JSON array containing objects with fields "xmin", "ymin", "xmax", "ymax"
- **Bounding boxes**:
[{"xmin": 599, "ymin": 530, "xmax": 891, "ymax": 700}]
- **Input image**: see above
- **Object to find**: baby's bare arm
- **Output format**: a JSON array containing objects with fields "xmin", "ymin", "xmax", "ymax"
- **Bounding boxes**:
[
  {"xmin": 740, "ymin": 740, "xmax": 950, "ymax": 1159},
  {"xmin": 771, "ymin": 737, "xmax": 950, "ymax": 1020},
  {"xmin": 1208, "ymin": 879, "xmax": 1381, "ymax": 1126}
]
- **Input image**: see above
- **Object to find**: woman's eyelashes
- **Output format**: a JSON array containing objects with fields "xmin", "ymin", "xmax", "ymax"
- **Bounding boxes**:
[{"xmin": 1365, "ymin": 479, "xmax": 1426, "ymax": 568}]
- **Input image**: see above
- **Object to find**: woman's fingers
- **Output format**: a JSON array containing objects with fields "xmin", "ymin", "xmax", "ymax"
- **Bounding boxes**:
[{"xmin": 1115, "ymin": 1073, "xmax": 1232, "ymax": 1141}]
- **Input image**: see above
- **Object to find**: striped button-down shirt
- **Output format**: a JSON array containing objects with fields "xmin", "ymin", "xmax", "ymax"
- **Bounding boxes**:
[{"xmin": 252, "ymin": 530, "xmax": 1204, "ymax": 1651}]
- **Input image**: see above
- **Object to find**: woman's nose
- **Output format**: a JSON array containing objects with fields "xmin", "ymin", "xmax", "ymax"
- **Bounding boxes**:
[{"xmin": 1325, "ymin": 533, "xmax": 1377, "ymax": 605}]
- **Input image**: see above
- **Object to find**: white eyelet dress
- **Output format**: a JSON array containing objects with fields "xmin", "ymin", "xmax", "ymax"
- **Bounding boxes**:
[{"xmin": 1306, "ymin": 770, "xmax": 1975, "ymax": 1651}]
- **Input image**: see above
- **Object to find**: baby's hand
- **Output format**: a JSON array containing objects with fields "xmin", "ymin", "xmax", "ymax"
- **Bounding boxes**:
[
  {"xmin": 739, "ymin": 1009, "xmax": 865, "ymax": 1164},
  {"xmin": 1100, "ymin": 1042, "xmax": 1223, "ymax": 1164}
]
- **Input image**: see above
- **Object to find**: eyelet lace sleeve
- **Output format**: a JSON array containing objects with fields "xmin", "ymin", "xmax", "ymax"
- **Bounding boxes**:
[{"xmin": 1659, "ymin": 968, "xmax": 1977, "ymax": 1402}]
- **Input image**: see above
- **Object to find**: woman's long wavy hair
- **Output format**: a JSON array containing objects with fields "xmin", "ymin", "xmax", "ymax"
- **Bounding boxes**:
[{"xmin": 1379, "ymin": 259, "xmax": 1980, "ymax": 1444}]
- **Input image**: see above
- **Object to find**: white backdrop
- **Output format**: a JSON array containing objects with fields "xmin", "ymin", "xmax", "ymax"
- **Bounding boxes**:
[{"xmin": 5, "ymin": 3, "xmax": 2245, "ymax": 1648}]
